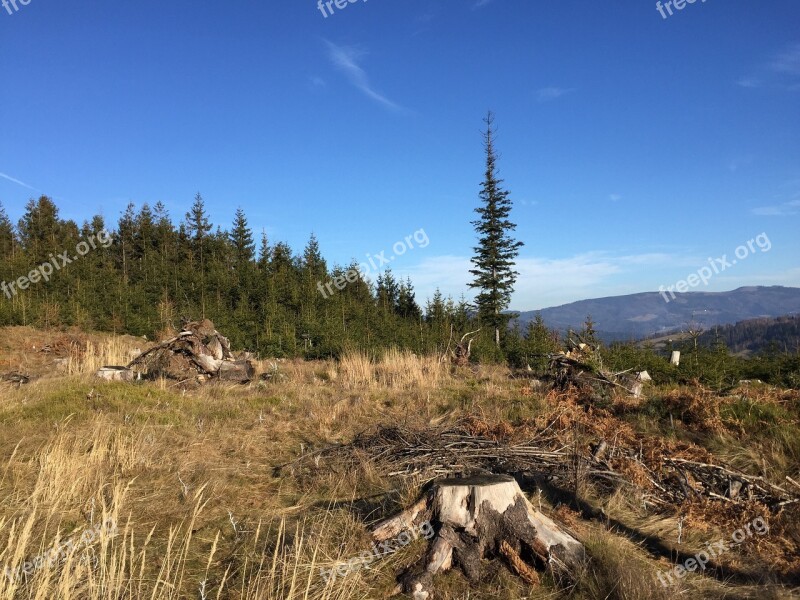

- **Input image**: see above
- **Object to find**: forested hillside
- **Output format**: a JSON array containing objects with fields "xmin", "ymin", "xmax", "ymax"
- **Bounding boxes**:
[
  {"xmin": 698, "ymin": 315, "xmax": 800, "ymax": 355},
  {"xmin": 0, "ymin": 195, "xmax": 472, "ymax": 357}
]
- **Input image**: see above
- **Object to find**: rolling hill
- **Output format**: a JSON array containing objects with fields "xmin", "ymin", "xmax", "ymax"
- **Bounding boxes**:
[{"xmin": 516, "ymin": 286, "xmax": 800, "ymax": 341}]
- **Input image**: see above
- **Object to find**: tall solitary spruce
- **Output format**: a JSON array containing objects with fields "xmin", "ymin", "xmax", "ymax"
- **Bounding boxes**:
[{"xmin": 469, "ymin": 112, "xmax": 524, "ymax": 347}]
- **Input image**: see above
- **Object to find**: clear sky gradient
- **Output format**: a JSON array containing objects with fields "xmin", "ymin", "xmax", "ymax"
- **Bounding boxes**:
[{"xmin": 1, "ymin": 0, "xmax": 798, "ymax": 310}]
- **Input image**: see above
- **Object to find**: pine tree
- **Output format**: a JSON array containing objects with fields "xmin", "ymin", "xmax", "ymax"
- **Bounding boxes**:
[
  {"xmin": 184, "ymin": 193, "xmax": 213, "ymax": 316},
  {"xmin": 376, "ymin": 270, "xmax": 400, "ymax": 315},
  {"xmin": 257, "ymin": 230, "xmax": 270, "ymax": 271},
  {"xmin": 18, "ymin": 196, "xmax": 62, "ymax": 263},
  {"xmin": 302, "ymin": 233, "xmax": 326, "ymax": 281},
  {"xmin": 525, "ymin": 313, "xmax": 559, "ymax": 373},
  {"xmin": 397, "ymin": 278, "xmax": 422, "ymax": 320},
  {"xmin": 229, "ymin": 207, "xmax": 255, "ymax": 265},
  {"xmin": 425, "ymin": 288, "xmax": 446, "ymax": 324},
  {"xmin": 580, "ymin": 314, "xmax": 599, "ymax": 347},
  {"xmin": 300, "ymin": 233, "xmax": 328, "ymax": 322},
  {"xmin": 469, "ymin": 113, "xmax": 524, "ymax": 347}
]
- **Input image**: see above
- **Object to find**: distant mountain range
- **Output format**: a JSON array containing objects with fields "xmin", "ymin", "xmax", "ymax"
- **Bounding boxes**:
[{"xmin": 516, "ymin": 286, "xmax": 800, "ymax": 341}]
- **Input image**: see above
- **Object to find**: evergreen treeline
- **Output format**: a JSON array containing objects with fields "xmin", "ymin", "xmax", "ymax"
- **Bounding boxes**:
[
  {"xmin": 0, "ymin": 194, "xmax": 565, "ymax": 363},
  {"xmin": 0, "ymin": 195, "xmax": 493, "ymax": 358}
]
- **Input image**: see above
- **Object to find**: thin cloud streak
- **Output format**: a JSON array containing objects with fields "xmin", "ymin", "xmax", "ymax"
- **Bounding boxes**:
[
  {"xmin": 0, "ymin": 172, "xmax": 40, "ymax": 192},
  {"xmin": 771, "ymin": 42, "xmax": 800, "ymax": 76},
  {"xmin": 323, "ymin": 40, "xmax": 405, "ymax": 112}
]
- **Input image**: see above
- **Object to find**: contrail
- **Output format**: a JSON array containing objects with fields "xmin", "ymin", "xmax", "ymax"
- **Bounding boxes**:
[{"xmin": 0, "ymin": 172, "xmax": 40, "ymax": 192}]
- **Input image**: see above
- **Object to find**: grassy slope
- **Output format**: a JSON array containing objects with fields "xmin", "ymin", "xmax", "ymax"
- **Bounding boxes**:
[{"xmin": 0, "ymin": 327, "xmax": 798, "ymax": 600}]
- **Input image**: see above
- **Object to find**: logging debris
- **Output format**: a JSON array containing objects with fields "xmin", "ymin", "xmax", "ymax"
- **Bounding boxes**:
[
  {"xmin": 284, "ymin": 417, "xmax": 799, "ymax": 513},
  {"xmin": 549, "ymin": 341, "xmax": 649, "ymax": 398},
  {"xmin": 1, "ymin": 372, "xmax": 31, "ymax": 386},
  {"xmin": 124, "ymin": 319, "xmax": 255, "ymax": 383}
]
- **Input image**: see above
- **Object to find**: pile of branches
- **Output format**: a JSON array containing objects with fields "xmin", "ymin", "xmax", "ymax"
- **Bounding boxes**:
[
  {"xmin": 283, "ymin": 419, "xmax": 799, "ymax": 512},
  {"xmin": 127, "ymin": 319, "xmax": 254, "ymax": 383},
  {"xmin": 549, "ymin": 339, "xmax": 647, "ymax": 397},
  {"xmin": 1, "ymin": 372, "xmax": 31, "ymax": 386}
]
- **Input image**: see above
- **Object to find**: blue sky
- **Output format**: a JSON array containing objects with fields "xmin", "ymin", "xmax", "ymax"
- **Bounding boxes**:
[{"xmin": 1, "ymin": 0, "xmax": 798, "ymax": 310}]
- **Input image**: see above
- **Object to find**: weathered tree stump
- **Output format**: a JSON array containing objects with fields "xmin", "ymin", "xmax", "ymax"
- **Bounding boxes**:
[
  {"xmin": 371, "ymin": 474, "xmax": 586, "ymax": 599},
  {"xmin": 95, "ymin": 366, "xmax": 137, "ymax": 381}
]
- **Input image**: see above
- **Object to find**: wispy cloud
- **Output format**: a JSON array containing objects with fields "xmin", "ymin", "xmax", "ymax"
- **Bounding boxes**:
[
  {"xmin": 473, "ymin": 0, "xmax": 495, "ymax": 9},
  {"xmin": 0, "ymin": 171, "xmax": 40, "ymax": 192},
  {"xmin": 739, "ymin": 42, "xmax": 800, "ymax": 91},
  {"xmin": 536, "ymin": 86, "xmax": 575, "ymax": 102},
  {"xmin": 736, "ymin": 77, "xmax": 761, "ymax": 89},
  {"xmin": 751, "ymin": 199, "xmax": 800, "ymax": 216},
  {"xmin": 770, "ymin": 42, "xmax": 800, "ymax": 76},
  {"xmin": 323, "ymin": 40, "xmax": 404, "ymax": 112},
  {"xmin": 609, "ymin": 193, "xmax": 622, "ymax": 202}
]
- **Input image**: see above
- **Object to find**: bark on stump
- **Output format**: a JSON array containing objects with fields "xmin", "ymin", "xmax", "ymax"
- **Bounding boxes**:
[{"xmin": 371, "ymin": 475, "xmax": 586, "ymax": 599}]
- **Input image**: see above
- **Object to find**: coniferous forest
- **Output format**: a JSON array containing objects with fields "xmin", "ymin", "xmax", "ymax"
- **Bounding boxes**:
[{"xmin": 0, "ymin": 194, "xmax": 483, "ymax": 359}]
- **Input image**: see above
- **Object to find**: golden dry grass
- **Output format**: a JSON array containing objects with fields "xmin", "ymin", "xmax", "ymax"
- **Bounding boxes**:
[{"xmin": 0, "ymin": 327, "xmax": 798, "ymax": 599}]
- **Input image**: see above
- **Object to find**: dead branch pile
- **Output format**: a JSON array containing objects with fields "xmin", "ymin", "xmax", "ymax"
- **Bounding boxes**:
[
  {"xmin": 549, "ymin": 342, "xmax": 647, "ymax": 398},
  {"xmin": 1, "ymin": 372, "xmax": 31, "ymax": 386},
  {"xmin": 127, "ymin": 319, "xmax": 254, "ymax": 383},
  {"xmin": 284, "ymin": 418, "xmax": 798, "ymax": 512}
]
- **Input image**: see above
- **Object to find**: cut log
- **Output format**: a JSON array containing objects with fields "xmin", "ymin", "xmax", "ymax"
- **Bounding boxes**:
[
  {"xmin": 95, "ymin": 366, "xmax": 137, "ymax": 382},
  {"xmin": 372, "ymin": 497, "xmax": 430, "ymax": 542},
  {"xmin": 371, "ymin": 474, "xmax": 586, "ymax": 599},
  {"xmin": 207, "ymin": 336, "xmax": 224, "ymax": 360},
  {"xmin": 218, "ymin": 360, "xmax": 255, "ymax": 383},
  {"xmin": 193, "ymin": 353, "xmax": 223, "ymax": 374}
]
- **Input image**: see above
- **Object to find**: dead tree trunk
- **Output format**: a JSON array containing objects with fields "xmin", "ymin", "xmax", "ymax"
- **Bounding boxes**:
[
  {"xmin": 441, "ymin": 328, "xmax": 481, "ymax": 367},
  {"xmin": 371, "ymin": 474, "xmax": 586, "ymax": 599}
]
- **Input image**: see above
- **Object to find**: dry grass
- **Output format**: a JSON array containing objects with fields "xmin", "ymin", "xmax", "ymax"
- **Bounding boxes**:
[
  {"xmin": 64, "ymin": 337, "xmax": 138, "ymax": 376},
  {"xmin": 0, "ymin": 327, "xmax": 798, "ymax": 599},
  {"xmin": 338, "ymin": 348, "xmax": 448, "ymax": 390}
]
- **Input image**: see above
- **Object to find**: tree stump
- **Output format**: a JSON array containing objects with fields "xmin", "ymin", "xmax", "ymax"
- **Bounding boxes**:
[{"xmin": 371, "ymin": 474, "xmax": 586, "ymax": 599}]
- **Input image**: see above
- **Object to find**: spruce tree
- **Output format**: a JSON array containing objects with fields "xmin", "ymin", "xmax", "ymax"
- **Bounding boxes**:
[
  {"xmin": 184, "ymin": 193, "xmax": 213, "ymax": 316},
  {"xmin": 469, "ymin": 113, "xmax": 524, "ymax": 347},
  {"xmin": 18, "ymin": 196, "xmax": 62, "ymax": 263},
  {"xmin": 229, "ymin": 207, "xmax": 255, "ymax": 265}
]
